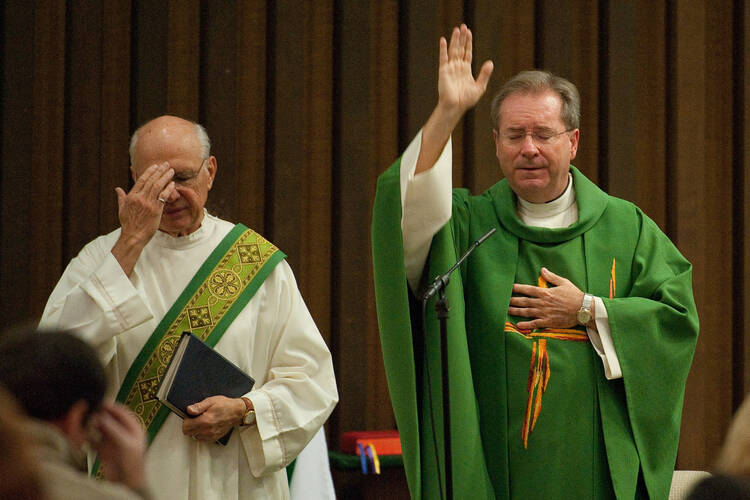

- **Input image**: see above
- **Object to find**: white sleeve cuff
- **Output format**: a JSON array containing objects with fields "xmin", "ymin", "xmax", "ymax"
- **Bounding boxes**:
[
  {"xmin": 243, "ymin": 389, "xmax": 284, "ymax": 477},
  {"xmin": 586, "ymin": 296, "xmax": 622, "ymax": 380},
  {"xmin": 400, "ymin": 130, "xmax": 454, "ymax": 292}
]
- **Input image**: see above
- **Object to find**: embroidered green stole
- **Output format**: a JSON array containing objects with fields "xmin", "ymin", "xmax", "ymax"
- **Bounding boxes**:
[{"xmin": 93, "ymin": 223, "xmax": 284, "ymax": 477}]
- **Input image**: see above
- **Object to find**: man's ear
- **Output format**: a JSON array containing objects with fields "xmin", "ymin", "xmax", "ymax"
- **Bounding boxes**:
[
  {"xmin": 205, "ymin": 156, "xmax": 217, "ymax": 190},
  {"xmin": 568, "ymin": 129, "xmax": 580, "ymax": 161},
  {"xmin": 493, "ymin": 129, "xmax": 502, "ymax": 158},
  {"xmin": 58, "ymin": 400, "xmax": 90, "ymax": 447}
]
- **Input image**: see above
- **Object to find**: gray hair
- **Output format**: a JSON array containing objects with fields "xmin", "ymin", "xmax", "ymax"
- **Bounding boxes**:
[
  {"xmin": 129, "ymin": 120, "xmax": 211, "ymax": 165},
  {"xmin": 490, "ymin": 70, "xmax": 580, "ymax": 131}
]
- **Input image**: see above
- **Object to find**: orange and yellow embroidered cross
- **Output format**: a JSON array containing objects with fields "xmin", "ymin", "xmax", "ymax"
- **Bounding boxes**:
[{"xmin": 506, "ymin": 275, "xmax": 589, "ymax": 449}]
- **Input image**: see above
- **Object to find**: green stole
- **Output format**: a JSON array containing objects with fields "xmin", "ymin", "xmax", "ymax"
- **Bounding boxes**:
[
  {"xmin": 372, "ymin": 163, "xmax": 698, "ymax": 499},
  {"xmin": 93, "ymin": 223, "xmax": 285, "ymax": 477}
]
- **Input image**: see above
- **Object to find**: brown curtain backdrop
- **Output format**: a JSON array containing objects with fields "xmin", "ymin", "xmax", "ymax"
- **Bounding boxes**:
[{"xmin": 1, "ymin": 0, "xmax": 747, "ymax": 480}]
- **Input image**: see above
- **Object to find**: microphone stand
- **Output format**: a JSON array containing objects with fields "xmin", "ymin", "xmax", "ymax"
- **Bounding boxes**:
[{"xmin": 420, "ymin": 227, "xmax": 496, "ymax": 499}]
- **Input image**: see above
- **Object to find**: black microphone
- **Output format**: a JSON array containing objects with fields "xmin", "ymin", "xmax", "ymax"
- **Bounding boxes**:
[{"xmin": 420, "ymin": 227, "xmax": 497, "ymax": 301}]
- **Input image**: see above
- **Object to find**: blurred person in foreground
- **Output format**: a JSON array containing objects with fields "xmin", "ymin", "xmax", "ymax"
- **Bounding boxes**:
[
  {"xmin": 688, "ymin": 396, "xmax": 750, "ymax": 499},
  {"xmin": 372, "ymin": 24, "xmax": 699, "ymax": 499},
  {"xmin": 0, "ymin": 385, "xmax": 45, "ymax": 499},
  {"xmin": 0, "ymin": 328, "xmax": 150, "ymax": 500}
]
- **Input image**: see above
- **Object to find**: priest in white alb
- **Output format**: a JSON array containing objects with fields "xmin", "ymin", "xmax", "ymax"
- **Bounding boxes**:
[{"xmin": 40, "ymin": 115, "xmax": 338, "ymax": 500}]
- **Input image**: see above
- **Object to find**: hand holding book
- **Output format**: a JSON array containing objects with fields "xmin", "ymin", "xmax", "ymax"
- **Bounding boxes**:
[
  {"xmin": 155, "ymin": 332, "xmax": 256, "ymax": 445},
  {"xmin": 182, "ymin": 395, "xmax": 248, "ymax": 442}
]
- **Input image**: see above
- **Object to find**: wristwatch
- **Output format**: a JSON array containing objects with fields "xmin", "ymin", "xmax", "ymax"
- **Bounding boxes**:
[
  {"xmin": 240, "ymin": 397, "xmax": 256, "ymax": 426},
  {"xmin": 577, "ymin": 293, "xmax": 593, "ymax": 325}
]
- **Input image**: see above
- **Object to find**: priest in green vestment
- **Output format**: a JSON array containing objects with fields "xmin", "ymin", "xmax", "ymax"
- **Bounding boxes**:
[{"xmin": 372, "ymin": 24, "xmax": 698, "ymax": 499}]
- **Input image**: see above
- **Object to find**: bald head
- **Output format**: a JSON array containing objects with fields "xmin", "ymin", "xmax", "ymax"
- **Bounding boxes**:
[
  {"xmin": 126, "ymin": 115, "xmax": 218, "ymax": 237},
  {"xmin": 129, "ymin": 115, "xmax": 211, "ymax": 169}
]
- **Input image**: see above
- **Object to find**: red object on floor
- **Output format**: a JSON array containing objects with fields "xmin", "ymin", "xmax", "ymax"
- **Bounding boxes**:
[{"xmin": 341, "ymin": 430, "xmax": 401, "ymax": 455}]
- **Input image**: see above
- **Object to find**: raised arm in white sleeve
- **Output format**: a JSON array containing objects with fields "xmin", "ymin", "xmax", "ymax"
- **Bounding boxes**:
[
  {"xmin": 400, "ymin": 130, "xmax": 455, "ymax": 293},
  {"xmin": 399, "ymin": 24, "xmax": 493, "ymax": 293}
]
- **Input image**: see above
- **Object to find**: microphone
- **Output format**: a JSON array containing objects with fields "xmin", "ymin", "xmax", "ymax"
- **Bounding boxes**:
[{"xmin": 420, "ymin": 227, "xmax": 497, "ymax": 301}]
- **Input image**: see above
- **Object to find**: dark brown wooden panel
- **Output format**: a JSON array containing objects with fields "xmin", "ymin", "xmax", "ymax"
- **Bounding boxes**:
[
  {"xmin": 233, "ymin": 0, "xmax": 268, "ymax": 235},
  {"xmin": 671, "ymin": 0, "xmax": 735, "ymax": 469},
  {"xmin": 29, "ymin": 0, "xmax": 67, "ymax": 316},
  {"xmin": 605, "ymin": 1, "xmax": 668, "ymax": 228},
  {"xmin": 201, "ymin": 1, "xmax": 239, "ymax": 224},
  {"xmin": 467, "ymin": 2, "xmax": 535, "ymax": 194},
  {"xmin": 133, "ymin": 1, "xmax": 168, "ymax": 125},
  {"xmin": 1, "ymin": 2, "xmax": 67, "ymax": 323},
  {"xmin": 269, "ymin": 0, "xmax": 333, "ymax": 341},
  {"xmin": 100, "ymin": 0, "xmax": 132, "ymax": 236},
  {"xmin": 330, "ymin": 0, "xmax": 376, "ymax": 446},
  {"xmin": 0, "ymin": 2, "xmax": 34, "ymax": 325},
  {"xmin": 167, "ymin": 0, "xmax": 200, "ymax": 120},
  {"xmin": 199, "ymin": 1, "xmax": 267, "ymax": 243},
  {"xmin": 402, "ymin": 0, "xmax": 445, "ymax": 142},
  {"xmin": 330, "ymin": 0, "xmax": 401, "ymax": 448},
  {"xmin": 364, "ymin": 0, "xmax": 401, "ymax": 432},
  {"xmin": 269, "ymin": 0, "xmax": 306, "ymax": 259},
  {"xmin": 670, "ymin": 1, "xmax": 710, "ymax": 468},
  {"xmin": 65, "ymin": 1, "xmax": 104, "ymax": 261},
  {"xmin": 402, "ymin": 0, "xmax": 466, "ymax": 188},
  {"xmin": 693, "ymin": 0, "xmax": 738, "ymax": 464},
  {"xmin": 537, "ymin": 0, "xmax": 600, "ymax": 184},
  {"xmin": 297, "ymin": 1, "xmax": 334, "ymax": 345}
]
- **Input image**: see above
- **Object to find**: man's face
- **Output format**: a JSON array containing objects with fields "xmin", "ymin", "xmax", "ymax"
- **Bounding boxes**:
[
  {"xmin": 131, "ymin": 118, "xmax": 217, "ymax": 237},
  {"xmin": 493, "ymin": 91, "xmax": 579, "ymax": 203}
]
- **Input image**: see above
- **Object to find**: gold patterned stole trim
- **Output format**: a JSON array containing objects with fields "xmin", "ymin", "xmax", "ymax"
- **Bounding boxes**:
[
  {"xmin": 92, "ymin": 224, "xmax": 284, "ymax": 478},
  {"xmin": 123, "ymin": 226, "xmax": 279, "ymax": 426}
]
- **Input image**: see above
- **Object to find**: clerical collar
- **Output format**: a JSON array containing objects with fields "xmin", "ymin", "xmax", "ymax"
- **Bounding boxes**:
[
  {"xmin": 153, "ymin": 209, "xmax": 213, "ymax": 248},
  {"xmin": 516, "ymin": 173, "xmax": 575, "ymax": 220}
]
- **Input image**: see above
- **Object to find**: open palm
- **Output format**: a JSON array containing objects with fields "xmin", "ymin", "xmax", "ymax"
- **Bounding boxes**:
[{"xmin": 438, "ymin": 24, "xmax": 493, "ymax": 114}]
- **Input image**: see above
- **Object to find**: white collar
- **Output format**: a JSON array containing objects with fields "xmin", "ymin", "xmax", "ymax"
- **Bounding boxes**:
[
  {"xmin": 516, "ymin": 173, "xmax": 575, "ymax": 220},
  {"xmin": 152, "ymin": 209, "xmax": 214, "ymax": 249}
]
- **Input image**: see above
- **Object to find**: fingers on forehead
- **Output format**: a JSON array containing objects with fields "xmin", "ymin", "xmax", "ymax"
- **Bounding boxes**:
[{"xmin": 133, "ymin": 162, "xmax": 164, "ymax": 183}]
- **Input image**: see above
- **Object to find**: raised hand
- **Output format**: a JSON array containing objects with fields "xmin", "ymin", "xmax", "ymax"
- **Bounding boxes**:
[
  {"xmin": 509, "ymin": 267, "xmax": 592, "ymax": 330},
  {"xmin": 438, "ymin": 24, "xmax": 494, "ymax": 116},
  {"xmin": 92, "ymin": 403, "xmax": 148, "ymax": 491},
  {"xmin": 116, "ymin": 163, "xmax": 175, "ymax": 243},
  {"xmin": 416, "ymin": 24, "xmax": 493, "ymax": 174},
  {"xmin": 111, "ymin": 163, "xmax": 175, "ymax": 275}
]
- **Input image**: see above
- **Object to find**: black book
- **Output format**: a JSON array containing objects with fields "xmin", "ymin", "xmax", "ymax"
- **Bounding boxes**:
[{"xmin": 156, "ymin": 331, "xmax": 255, "ymax": 445}]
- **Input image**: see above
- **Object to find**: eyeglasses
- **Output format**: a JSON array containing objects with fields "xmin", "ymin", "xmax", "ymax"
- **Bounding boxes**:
[
  {"xmin": 172, "ymin": 158, "xmax": 208, "ymax": 187},
  {"xmin": 497, "ymin": 128, "xmax": 573, "ymax": 147}
]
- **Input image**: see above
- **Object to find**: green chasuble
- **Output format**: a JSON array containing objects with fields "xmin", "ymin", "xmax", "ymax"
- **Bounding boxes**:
[{"xmin": 372, "ymin": 161, "xmax": 699, "ymax": 500}]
